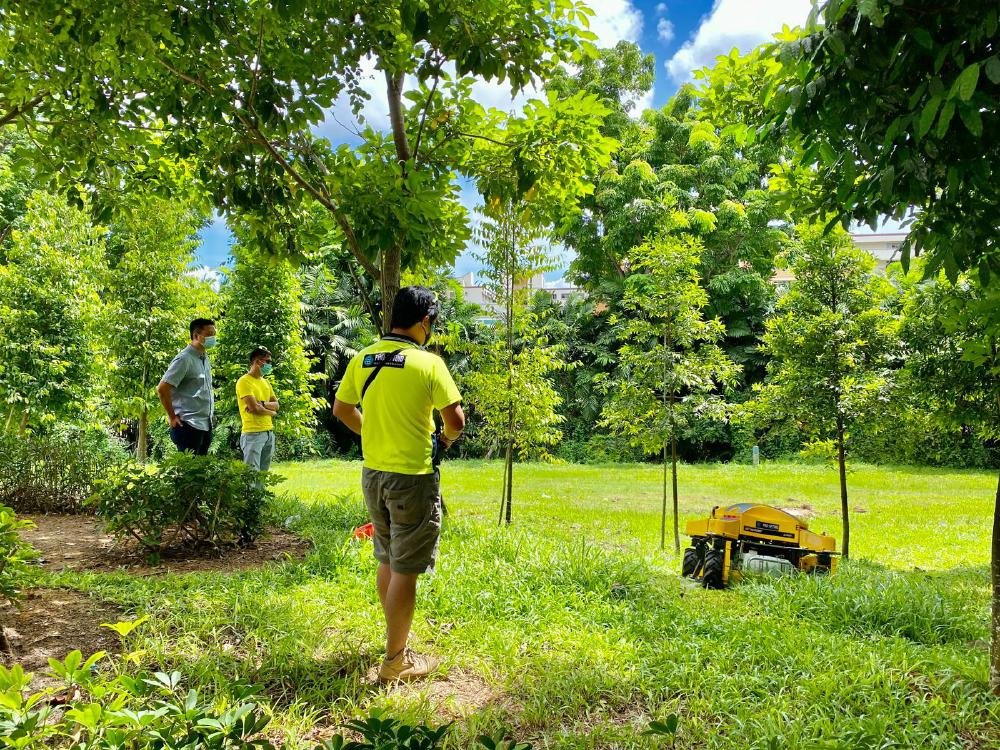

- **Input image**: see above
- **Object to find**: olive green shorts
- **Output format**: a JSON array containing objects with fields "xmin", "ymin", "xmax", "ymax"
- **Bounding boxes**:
[{"xmin": 361, "ymin": 467, "xmax": 442, "ymax": 575}]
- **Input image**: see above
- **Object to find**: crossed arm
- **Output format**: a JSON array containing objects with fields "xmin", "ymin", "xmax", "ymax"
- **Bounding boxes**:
[{"xmin": 242, "ymin": 394, "xmax": 279, "ymax": 417}]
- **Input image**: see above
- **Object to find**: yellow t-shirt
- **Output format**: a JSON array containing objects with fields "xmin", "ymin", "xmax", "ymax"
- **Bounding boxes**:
[
  {"xmin": 335, "ymin": 337, "xmax": 462, "ymax": 475},
  {"xmin": 236, "ymin": 374, "xmax": 276, "ymax": 433}
]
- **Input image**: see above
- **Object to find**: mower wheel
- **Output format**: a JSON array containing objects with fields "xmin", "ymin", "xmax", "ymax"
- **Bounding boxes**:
[
  {"xmin": 702, "ymin": 549, "xmax": 725, "ymax": 589},
  {"xmin": 682, "ymin": 547, "xmax": 699, "ymax": 577}
]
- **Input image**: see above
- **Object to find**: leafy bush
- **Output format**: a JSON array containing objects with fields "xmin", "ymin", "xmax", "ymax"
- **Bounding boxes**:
[
  {"xmin": 0, "ymin": 654, "xmax": 277, "ymax": 750},
  {"xmin": 0, "ymin": 505, "xmax": 37, "ymax": 653},
  {"xmin": 0, "ymin": 425, "xmax": 129, "ymax": 513},
  {"xmin": 92, "ymin": 453, "xmax": 278, "ymax": 551},
  {"xmin": 1, "ymin": 650, "xmax": 531, "ymax": 750}
]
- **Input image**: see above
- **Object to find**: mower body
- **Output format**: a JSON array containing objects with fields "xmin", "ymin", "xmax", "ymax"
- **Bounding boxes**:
[{"xmin": 682, "ymin": 503, "xmax": 837, "ymax": 589}]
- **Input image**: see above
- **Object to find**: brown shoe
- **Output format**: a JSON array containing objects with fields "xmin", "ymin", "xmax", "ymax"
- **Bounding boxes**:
[{"xmin": 378, "ymin": 647, "xmax": 440, "ymax": 683}]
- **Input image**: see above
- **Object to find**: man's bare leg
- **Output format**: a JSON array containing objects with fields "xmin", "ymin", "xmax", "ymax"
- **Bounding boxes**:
[
  {"xmin": 376, "ymin": 562, "xmax": 391, "ymax": 608},
  {"xmin": 384, "ymin": 570, "xmax": 418, "ymax": 657}
]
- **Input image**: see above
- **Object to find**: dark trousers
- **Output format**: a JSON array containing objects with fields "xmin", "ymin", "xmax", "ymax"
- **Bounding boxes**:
[{"xmin": 170, "ymin": 421, "xmax": 212, "ymax": 455}]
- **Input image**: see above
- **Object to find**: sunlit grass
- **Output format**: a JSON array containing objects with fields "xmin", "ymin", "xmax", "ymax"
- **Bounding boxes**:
[{"xmin": 52, "ymin": 459, "xmax": 998, "ymax": 749}]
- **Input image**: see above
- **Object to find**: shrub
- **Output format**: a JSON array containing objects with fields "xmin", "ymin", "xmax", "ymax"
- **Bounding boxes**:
[
  {"xmin": 0, "ymin": 505, "xmax": 37, "ymax": 653},
  {"xmin": 1, "ymin": 650, "xmax": 531, "ymax": 750},
  {"xmin": 0, "ymin": 654, "xmax": 276, "ymax": 750},
  {"xmin": 0, "ymin": 425, "xmax": 129, "ymax": 513},
  {"xmin": 92, "ymin": 453, "xmax": 279, "ymax": 551}
]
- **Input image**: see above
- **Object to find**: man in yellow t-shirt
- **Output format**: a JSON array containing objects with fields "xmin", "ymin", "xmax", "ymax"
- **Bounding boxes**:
[
  {"xmin": 333, "ymin": 286, "xmax": 465, "ymax": 683},
  {"xmin": 236, "ymin": 347, "xmax": 279, "ymax": 471}
]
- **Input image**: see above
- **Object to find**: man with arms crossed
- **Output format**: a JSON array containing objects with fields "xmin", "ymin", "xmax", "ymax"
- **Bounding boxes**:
[
  {"xmin": 157, "ymin": 318, "xmax": 217, "ymax": 455},
  {"xmin": 333, "ymin": 286, "xmax": 465, "ymax": 683},
  {"xmin": 236, "ymin": 347, "xmax": 279, "ymax": 471}
]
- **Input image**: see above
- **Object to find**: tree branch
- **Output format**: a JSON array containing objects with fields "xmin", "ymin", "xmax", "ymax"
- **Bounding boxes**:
[
  {"xmin": 248, "ymin": 13, "xmax": 266, "ymax": 109},
  {"xmin": 154, "ymin": 56, "xmax": 379, "ymax": 281},
  {"xmin": 385, "ymin": 69, "xmax": 411, "ymax": 165},
  {"xmin": 413, "ymin": 72, "xmax": 441, "ymax": 164},
  {"xmin": 241, "ymin": 118, "xmax": 379, "ymax": 278},
  {"xmin": 0, "ymin": 92, "xmax": 46, "ymax": 128}
]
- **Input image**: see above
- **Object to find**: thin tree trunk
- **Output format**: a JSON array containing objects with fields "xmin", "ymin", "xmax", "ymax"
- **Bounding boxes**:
[
  {"xmin": 991, "ymin": 467, "xmax": 1000, "ymax": 695},
  {"xmin": 18, "ymin": 410, "xmax": 27, "ymax": 435},
  {"xmin": 661, "ymin": 443, "xmax": 667, "ymax": 551},
  {"xmin": 137, "ymin": 365, "xmax": 149, "ymax": 462},
  {"xmin": 137, "ymin": 410, "xmax": 149, "ymax": 462},
  {"xmin": 504, "ymin": 433, "xmax": 514, "ymax": 526},
  {"xmin": 503, "ymin": 221, "xmax": 515, "ymax": 527},
  {"xmin": 671, "ymin": 425, "xmax": 680, "ymax": 554},
  {"xmin": 836, "ymin": 413, "xmax": 850, "ymax": 560}
]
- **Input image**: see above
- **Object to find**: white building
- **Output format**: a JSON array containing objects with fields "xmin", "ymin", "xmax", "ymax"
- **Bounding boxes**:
[
  {"xmin": 850, "ymin": 232, "xmax": 907, "ymax": 271},
  {"xmin": 772, "ymin": 231, "xmax": 909, "ymax": 285},
  {"xmin": 457, "ymin": 271, "xmax": 581, "ymax": 314}
]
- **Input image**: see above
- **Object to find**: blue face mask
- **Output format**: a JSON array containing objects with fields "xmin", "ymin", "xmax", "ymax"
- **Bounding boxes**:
[
  {"xmin": 260, "ymin": 363, "xmax": 273, "ymax": 376},
  {"xmin": 202, "ymin": 335, "xmax": 218, "ymax": 349}
]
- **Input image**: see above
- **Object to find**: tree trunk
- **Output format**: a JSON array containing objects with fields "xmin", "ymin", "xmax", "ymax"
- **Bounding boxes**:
[
  {"xmin": 661, "ymin": 443, "xmax": 667, "ymax": 551},
  {"xmin": 671, "ymin": 428, "xmax": 680, "ymax": 553},
  {"xmin": 504, "ymin": 434, "xmax": 514, "ymax": 526},
  {"xmin": 18, "ymin": 410, "xmax": 28, "ymax": 436},
  {"xmin": 836, "ymin": 413, "xmax": 850, "ymax": 560},
  {"xmin": 137, "ymin": 409, "xmax": 149, "ymax": 462},
  {"xmin": 991, "ymin": 468, "xmax": 1000, "ymax": 695},
  {"xmin": 380, "ymin": 246, "xmax": 401, "ymax": 334}
]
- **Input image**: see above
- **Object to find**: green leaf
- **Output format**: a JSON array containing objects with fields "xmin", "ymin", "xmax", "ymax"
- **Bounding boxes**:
[
  {"xmin": 935, "ymin": 100, "xmax": 956, "ymax": 139},
  {"xmin": 958, "ymin": 105, "xmax": 983, "ymax": 137},
  {"xmin": 951, "ymin": 63, "xmax": 980, "ymax": 102},
  {"xmin": 985, "ymin": 56, "xmax": 1000, "ymax": 84},
  {"xmin": 910, "ymin": 28, "xmax": 933, "ymax": 50},
  {"xmin": 917, "ymin": 95, "xmax": 941, "ymax": 139}
]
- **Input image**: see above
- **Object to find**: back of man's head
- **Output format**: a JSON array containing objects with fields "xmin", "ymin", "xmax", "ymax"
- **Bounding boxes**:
[{"xmin": 391, "ymin": 286, "xmax": 438, "ymax": 330}]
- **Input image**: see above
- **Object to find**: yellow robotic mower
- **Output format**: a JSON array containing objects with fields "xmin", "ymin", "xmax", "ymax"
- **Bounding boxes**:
[{"xmin": 682, "ymin": 503, "xmax": 838, "ymax": 589}]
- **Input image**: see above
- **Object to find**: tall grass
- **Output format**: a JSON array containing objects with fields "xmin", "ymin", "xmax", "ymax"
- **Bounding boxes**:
[{"xmin": 47, "ymin": 459, "xmax": 999, "ymax": 749}]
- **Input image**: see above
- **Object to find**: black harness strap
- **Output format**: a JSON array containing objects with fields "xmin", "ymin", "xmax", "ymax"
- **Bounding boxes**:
[{"xmin": 360, "ymin": 348, "xmax": 405, "ymax": 403}]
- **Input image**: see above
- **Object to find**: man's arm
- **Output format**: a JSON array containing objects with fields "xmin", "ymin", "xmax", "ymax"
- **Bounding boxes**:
[
  {"xmin": 438, "ymin": 402, "xmax": 465, "ymax": 448},
  {"xmin": 241, "ymin": 394, "xmax": 277, "ymax": 417},
  {"xmin": 332, "ymin": 398, "xmax": 362, "ymax": 435},
  {"xmin": 157, "ymin": 381, "xmax": 183, "ymax": 428}
]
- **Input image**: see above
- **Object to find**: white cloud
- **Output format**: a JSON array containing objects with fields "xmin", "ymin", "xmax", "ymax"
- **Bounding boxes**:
[
  {"xmin": 657, "ymin": 17, "xmax": 675, "ymax": 43},
  {"xmin": 586, "ymin": 0, "xmax": 644, "ymax": 47},
  {"xmin": 665, "ymin": 0, "xmax": 812, "ymax": 83},
  {"xmin": 186, "ymin": 266, "xmax": 224, "ymax": 291},
  {"xmin": 656, "ymin": 2, "xmax": 668, "ymax": 14}
]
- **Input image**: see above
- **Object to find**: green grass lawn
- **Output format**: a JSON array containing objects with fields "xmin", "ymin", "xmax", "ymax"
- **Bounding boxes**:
[{"xmin": 58, "ymin": 459, "xmax": 998, "ymax": 749}]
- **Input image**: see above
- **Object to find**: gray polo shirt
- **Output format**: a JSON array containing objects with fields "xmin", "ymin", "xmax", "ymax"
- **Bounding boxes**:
[{"xmin": 161, "ymin": 345, "xmax": 214, "ymax": 431}]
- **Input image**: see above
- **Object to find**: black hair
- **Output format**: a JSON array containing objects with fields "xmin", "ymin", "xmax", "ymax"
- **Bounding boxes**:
[
  {"xmin": 390, "ymin": 286, "xmax": 438, "ymax": 329},
  {"xmin": 190, "ymin": 318, "xmax": 215, "ymax": 339},
  {"xmin": 249, "ymin": 346, "xmax": 271, "ymax": 365}
]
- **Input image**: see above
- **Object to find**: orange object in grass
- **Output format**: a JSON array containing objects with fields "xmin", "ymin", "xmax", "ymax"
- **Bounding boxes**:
[{"xmin": 353, "ymin": 522, "xmax": 374, "ymax": 540}]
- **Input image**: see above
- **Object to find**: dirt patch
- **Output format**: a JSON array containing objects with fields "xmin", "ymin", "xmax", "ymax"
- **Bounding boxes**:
[
  {"xmin": 404, "ymin": 670, "xmax": 496, "ymax": 718},
  {"xmin": 1, "ymin": 588, "xmax": 123, "ymax": 688},
  {"xmin": 780, "ymin": 503, "xmax": 816, "ymax": 521},
  {"xmin": 22, "ymin": 514, "xmax": 311, "ymax": 575},
  {"xmin": 357, "ymin": 665, "xmax": 497, "ymax": 718}
]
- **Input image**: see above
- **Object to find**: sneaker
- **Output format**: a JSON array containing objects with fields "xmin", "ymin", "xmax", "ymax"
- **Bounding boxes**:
[{"xmin": 378, "ymin": 647, "xmax": 440, "ymax": 683}]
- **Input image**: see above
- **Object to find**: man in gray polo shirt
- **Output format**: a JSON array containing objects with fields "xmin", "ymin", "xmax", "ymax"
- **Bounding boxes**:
[{"xmin": 157, "ymin": 318, "xmax": 217, "ymax": 455}]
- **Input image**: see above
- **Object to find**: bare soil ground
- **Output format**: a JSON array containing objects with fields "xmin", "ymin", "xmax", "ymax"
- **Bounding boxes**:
[
  {"xmin": 22, "ymin": 513, "xmax": 311, "ymax": 574},
  {"xmin": 0, "ymin": 587, "xmax": 122, "ymax": 689}
]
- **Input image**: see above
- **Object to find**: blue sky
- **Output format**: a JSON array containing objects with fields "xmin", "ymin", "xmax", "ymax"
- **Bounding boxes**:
[{"xmin": 194, "ymin": 0, "xmax": 815, "ymax": 271}]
